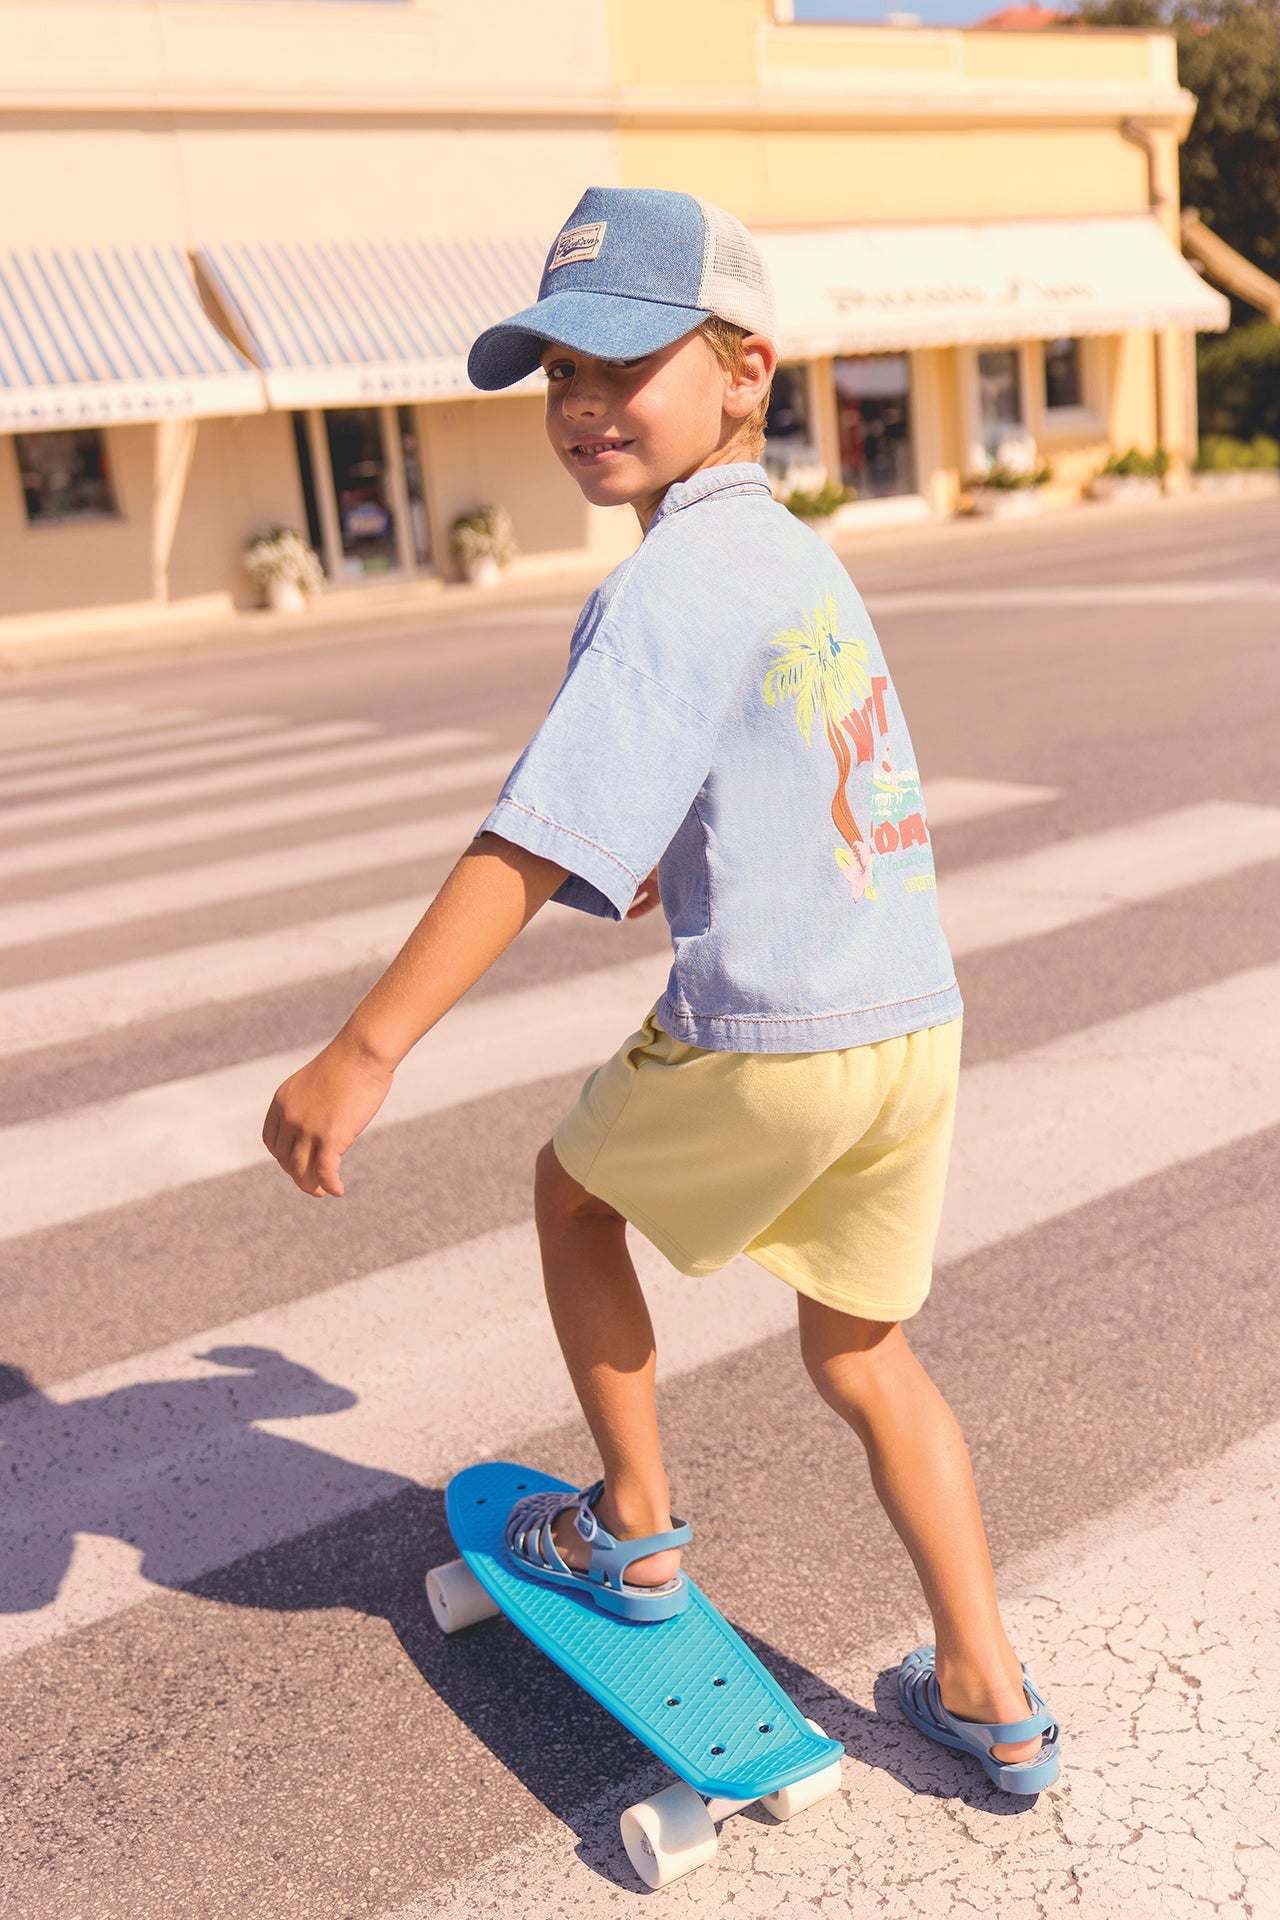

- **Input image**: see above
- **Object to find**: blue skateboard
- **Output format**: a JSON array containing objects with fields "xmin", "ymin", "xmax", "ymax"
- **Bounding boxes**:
[{"xmin": 427, "ymin": 1461, "xmax": 845, "ymax": 1890}]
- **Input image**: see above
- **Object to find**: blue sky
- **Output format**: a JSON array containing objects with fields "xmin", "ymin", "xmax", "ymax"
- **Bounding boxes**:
[{"xmin": 793, "ymin": 0, "xmax": 1028, "ymax": 22}]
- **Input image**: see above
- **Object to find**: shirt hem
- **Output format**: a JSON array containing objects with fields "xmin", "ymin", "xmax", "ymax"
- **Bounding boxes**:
[{"xmin": 653, "ymin": 982, "xmax": 964, "ymax": 1053}]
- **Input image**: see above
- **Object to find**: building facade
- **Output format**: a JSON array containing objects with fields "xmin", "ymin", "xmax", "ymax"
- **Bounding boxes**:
[{"xmin": 0, "ymin": 0, "xmax": 1227, "ymax": 647}]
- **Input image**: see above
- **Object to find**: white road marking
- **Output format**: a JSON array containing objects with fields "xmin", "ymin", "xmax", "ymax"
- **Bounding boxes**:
[
  {"xmin": 2, "ymin": 965, "xmax": 1276, "ymax": 1656},
  {"xmin": 0, "ymin": 701, "xmax": 192, "ymax": 743},
  {"xmin": 866, "ymin": 578, "xmax": 1280, "ymax": 614},
  {"xmin": 0, "ymin": 722, "xmax": 472, "ymax": 835},
  {"xmin": 0, "ymin": 810, "xmax": 483, "ymax": 950},
  {"xmin": 0, "ymin": 714, "xmax": 280, "ymax": 778},
  {"xmin": 0, "ymin": 718, "xmax": 373, "ymax": 800},
  {"xmin": 4, "ymin": 801, "xmax": 1273, "ymax": 1058},
  {"xmin": 0, "ymin": 890, "xmax": 581, "ymax": 1054},
  {"xmin": 941, "ymin": 800, "xmax": 1280, "ymax": 955},
  {"xmin": 0, "ymin": 736, "xmax": 501, "ymax": 884}
]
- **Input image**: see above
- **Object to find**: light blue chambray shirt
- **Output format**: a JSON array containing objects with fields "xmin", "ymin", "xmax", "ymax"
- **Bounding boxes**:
[{"xmin": 476, "ymin": 462, "xmax": 962, "ymax": 1053}]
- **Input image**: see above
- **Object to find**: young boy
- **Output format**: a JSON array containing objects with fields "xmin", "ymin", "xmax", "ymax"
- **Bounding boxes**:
[{"xmin": 262, "ymin": 187, "xmax": 1059, "ymax": 1794}]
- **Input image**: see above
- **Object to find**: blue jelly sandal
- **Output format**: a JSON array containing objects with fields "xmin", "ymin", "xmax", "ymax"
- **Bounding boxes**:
[
  {"xmin": 503, "ymin": 1479, "xmax": 692, "ymax": 1624},
  {"xmin": 896, "ymin": 1644, "xmax": 1061, "ymax": 1793}
]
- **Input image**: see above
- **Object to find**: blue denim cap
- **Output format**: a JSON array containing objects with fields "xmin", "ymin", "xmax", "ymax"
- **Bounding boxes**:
[{"xmin": 467, "ymin": 186, "xmax": 776, "ymax": 391}]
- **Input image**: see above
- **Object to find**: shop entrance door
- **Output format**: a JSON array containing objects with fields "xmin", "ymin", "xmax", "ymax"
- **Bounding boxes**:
[
  {"xmin": 293, "ymin": 404, "xmax": 433, "ymax": 583},
  {"xmin": 833, "ymin": 355, "xmax": 915, "ymax": 499}
]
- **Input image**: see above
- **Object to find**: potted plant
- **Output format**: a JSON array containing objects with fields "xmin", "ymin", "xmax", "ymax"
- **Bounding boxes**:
[
  {"xmin": 450, "ymin": 504, "xmax": 517, "ymax": 587},
  {"xmin": 1191, "ymin": 433, "xmax": 1280, "ymax": 497},
  {"xmin": 1088, "ymin": 446, "xmax": 1170, "ymax": 504},
  {"xmin": 780, "ymin": 478, "xmax": 854, "ymax": 536},
  {"xmin": 965, "ymin": 458, "xmax": 1052, "ymax": 519},
  {"xmin": 242, "ymin": 527, "xmax": 325, "ymax": 612}
]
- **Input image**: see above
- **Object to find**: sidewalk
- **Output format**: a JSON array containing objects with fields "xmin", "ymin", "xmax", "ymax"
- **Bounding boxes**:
[{"xmin": 1, "ymin": 485, "xmax": 1265, "ymax": 683}]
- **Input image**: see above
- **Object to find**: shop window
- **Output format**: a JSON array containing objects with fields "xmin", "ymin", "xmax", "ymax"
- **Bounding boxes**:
[
  {"xmin": 763, "ymin": 363, "xmax": 821, "ymax": 486},
  {"xmin": 397, "ymin": 406, "xmax": 432, "ymax": 567},
  {"xmin": 976, "ymin": 348, "xmax": 1025, "ymax": 459},
  {"xmin": 326, "ymin": 407, "xmax": 399, "ymax": 577},
  {"xmin": 1044, "ymin": 338, "xmax": 1084, "ymax": 412},
  {"xmin": 834, "ymin": 355, "xmax": 914, "ymax": 499},
  {"xmin": 15, "ymin": 429, "xmax": 117, "ymax": 525}
]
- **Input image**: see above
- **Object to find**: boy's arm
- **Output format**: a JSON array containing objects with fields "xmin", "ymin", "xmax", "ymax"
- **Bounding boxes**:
[{"xmin": 262, "ymin": 833, "xmax": 569, "ymax": 1198}]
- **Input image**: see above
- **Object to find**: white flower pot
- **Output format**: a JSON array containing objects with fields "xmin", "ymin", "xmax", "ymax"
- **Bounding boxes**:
[
  {"xmin": 266, "ymin": 576, "xmax": 308, "ymax": 613},
  {"xmin": 971, "ymin": 487, "xmax": 1043, "ymax": 519},
  {"xmin": 1088, "ymin": 474, "xmax": 1163, "ymax": 504},
  {"xmin": 464, "ymin": 554, "xmax": 502, "ymax": 588}
]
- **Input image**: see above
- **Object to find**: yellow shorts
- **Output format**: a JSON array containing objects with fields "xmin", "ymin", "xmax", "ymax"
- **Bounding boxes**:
[{"xmin": 553, "ymin": 1007, "xmax": 963, "ymax": 1324}]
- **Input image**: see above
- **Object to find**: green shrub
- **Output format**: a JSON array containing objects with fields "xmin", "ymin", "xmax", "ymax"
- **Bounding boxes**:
[
  {"xmin": 1196, "ymin": 321, "xmax": 1280, "ymax": 443},
  {"xmin": 967, "ymin": 460, "xmax": 1052, "ymax": 491},
  {"xmin": 1099, "ymin": 446, "xmax": 1170, "ymax": 479},
  {"xmin": 1194, "ymin": 432, "xmax": 1280, "ymax": 471},
  {"xmin": 782, "ymin": 479, "xmax": 854, "ymax": 520}
]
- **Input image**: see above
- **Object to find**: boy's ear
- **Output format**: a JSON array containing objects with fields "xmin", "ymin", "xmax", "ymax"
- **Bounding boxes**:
[{"xmin": 722, "ymin": 333, "xmax": 779, "ymax": 421}]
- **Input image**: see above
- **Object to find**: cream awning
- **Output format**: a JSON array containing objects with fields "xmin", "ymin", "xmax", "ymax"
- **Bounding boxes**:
[
  {"xmin": 196, "ymin": 236, "xmax": 547, "ymax": 408},
  {"xmin": 0, "ymin": 246, "xmax": 265, "ymax": 432},
  {"xmin": 758, "ymin": 214, "xmax": 1231, "ymax": 358}
]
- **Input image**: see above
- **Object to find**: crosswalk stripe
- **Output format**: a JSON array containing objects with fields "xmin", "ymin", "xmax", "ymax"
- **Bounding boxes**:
[
  {"xmin": 0, "ymin": 718, "xmax": 379, "ymax": 802},
  {"xmin": 0, "ymin": 722, "xmax": 474, "ymax": 835},
  {"xmin": 0, "ymin": 713, "xmax": 281, "ymax": 779},
  {"xmin": 865, "ymin": 579, "xmax": 1280, "ymax": 614},
  {"xmin": 5, "ymin": 800, "xmax": 1274, "ymax": 1058},
  {"xmin": 3, "ymin": 961, "xmax": 1276, "ymax": 1655},
  {"xmin": 0, "ymin": 809, "xmax": 483, "ymax": 949},
  {"xmin": 0, "ymin": 890, "xmax": 581, "ymax": 1055},
  {"xmin": 0, "ymin": 736, "xmax": 501, "ymax": 885},
  {"xmin": 0, "ymin": 772, "xmax": 1048, "ymax": 939},
  {"xmin": 0, "ymin": 700, "xmax": 178, "ymax": 740}
]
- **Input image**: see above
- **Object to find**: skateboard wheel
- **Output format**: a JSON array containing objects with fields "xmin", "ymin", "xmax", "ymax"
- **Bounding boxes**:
[
  {"xmin": 620, "ymin": 1782, "xmax": 718, "ymax": 1890},
  {"xmin": 760, "ymin": 1720, "xmax": 844, "ymax": 1821},
  {"xmin": 426, "ymin": 1558, "xmax": 502, "ymax": 1634},
  {"xmin": 760, "ymin": 1756, "xmax": 843, "ymax": 1821}
]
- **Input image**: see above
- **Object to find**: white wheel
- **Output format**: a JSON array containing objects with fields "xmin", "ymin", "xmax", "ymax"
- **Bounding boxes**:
[
  {"xmin": 620, "ymin": 1782, "xmax": 718, "ymax": 1890},
  {"xmin": 426, "ymin": 1558, "xmax": 502, "ymax": 1633},
  {"xmin": 760, "ymin": 1720, "xmax": 844, "ymax": 1821}
]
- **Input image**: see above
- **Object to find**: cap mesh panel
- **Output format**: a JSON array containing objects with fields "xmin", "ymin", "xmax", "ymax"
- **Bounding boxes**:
[{"xmin": 694, "ymin": 197, "xmax": 777, "ymax": 340}]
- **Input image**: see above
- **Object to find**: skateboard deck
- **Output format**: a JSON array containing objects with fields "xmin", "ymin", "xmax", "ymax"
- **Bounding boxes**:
[{"xmin": 439, "ymin": 1460, "xmax": 843, "ymax": 1806}]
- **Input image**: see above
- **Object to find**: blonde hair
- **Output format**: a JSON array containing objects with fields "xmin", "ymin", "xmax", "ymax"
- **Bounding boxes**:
[{"xmin": 699, "ymin": 316, "xmax": 773, "ymax": 460}]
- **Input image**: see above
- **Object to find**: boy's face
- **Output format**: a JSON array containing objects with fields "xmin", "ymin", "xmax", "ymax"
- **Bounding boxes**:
[{"xmin": 540, "ymin": 328, "xmax": 774, "ymax": 529}]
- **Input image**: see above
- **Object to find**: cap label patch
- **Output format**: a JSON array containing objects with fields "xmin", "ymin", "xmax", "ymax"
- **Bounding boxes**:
[{"xmin": 549, "ymin": 221, "xmax": 607, "ymax": 271}]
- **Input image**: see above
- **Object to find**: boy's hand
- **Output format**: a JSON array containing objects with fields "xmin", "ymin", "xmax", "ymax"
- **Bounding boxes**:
[
  {"xmin": 626, "ymin": 867, "xmax": 662, "ymax": 919},
  {"xmin": 262, "ymin": 1035, "xmax": 394, "ymax": 1198}
]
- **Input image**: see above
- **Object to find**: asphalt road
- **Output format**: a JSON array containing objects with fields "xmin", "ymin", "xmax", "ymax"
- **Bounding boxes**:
[{"xmin": 1, "ymin": 490, "xmax": 1277, "ymax": 1918}]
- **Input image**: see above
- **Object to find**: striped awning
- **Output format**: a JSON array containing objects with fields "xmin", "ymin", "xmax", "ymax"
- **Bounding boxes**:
[
  {"xmin": 195, "ymin": 236, "xmax": 548, "ymax": 408},
  {"xmin": 0, "ymin": 246, "xmax": 265, "ymax": 432}
]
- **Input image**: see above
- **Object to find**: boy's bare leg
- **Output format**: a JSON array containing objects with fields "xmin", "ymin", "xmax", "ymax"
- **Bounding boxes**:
[
  {"xmin": 532, "ymin": 1141, "xmax": 682, "ymax": 1589},
  {"xmin": 796, "ymin": 1296, "xmax": 1041, "ymax": 1765}
]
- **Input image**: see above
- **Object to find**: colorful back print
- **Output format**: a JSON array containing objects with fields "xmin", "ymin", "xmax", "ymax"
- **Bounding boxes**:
[{"xmin": 764, "ymin": 590, "xmax": 933, "ymax": 906}]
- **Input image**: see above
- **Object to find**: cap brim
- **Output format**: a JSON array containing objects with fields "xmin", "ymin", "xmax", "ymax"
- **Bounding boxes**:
[{"xmin": 467, "ymin": 289, "xmax": 712, "ymax": 392}]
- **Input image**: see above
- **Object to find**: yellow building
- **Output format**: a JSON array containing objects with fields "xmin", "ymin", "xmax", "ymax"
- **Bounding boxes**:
[{"xmin": 0, "ymin": 0, "xmax": 1228, "ymax": 648}]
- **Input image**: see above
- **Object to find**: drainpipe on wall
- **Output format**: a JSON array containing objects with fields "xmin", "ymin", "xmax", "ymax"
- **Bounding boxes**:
[{"xmin": 1119, "ymin": 117, "xmax": 1168, "ymax": 457}]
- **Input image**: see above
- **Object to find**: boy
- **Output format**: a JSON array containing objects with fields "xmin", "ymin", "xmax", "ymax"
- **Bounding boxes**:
[{"xmin": 262, "ymin": 187, "xmax": 1059, "ymax": 1794}]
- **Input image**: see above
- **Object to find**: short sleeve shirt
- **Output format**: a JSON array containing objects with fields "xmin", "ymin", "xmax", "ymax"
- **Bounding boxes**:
[{"xmin": 476, "ymin": 461, "xmax": 961, "ymax": 1053}]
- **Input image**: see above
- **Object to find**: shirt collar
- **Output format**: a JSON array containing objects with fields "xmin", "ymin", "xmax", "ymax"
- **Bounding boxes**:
[{"xmin": 648, "ymin": 461, "xmax": 772, "ymax": 531}]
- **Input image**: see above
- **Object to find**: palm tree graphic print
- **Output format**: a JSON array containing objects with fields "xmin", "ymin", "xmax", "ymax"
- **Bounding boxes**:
[{"xmin": 763, "ymin": 591, "xmax": 875, "ymax": 901}]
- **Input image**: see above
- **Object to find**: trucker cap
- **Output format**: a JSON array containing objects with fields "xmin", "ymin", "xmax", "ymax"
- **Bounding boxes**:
[{"xmin": 467, "ymin": 186, "xmax": 777, "ymax": 392}]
